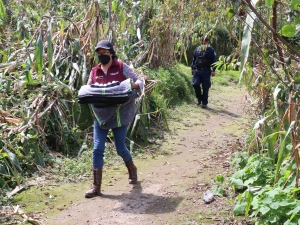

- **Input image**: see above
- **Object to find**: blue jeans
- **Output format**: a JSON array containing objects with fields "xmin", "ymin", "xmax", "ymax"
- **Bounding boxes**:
[
  {"xmin": 192, "ymin": 69, "xmax": 211, "ymax": 105},
  {"xmin": 93, "ymin": 119, "xmax": 132, "ymax": 168}
]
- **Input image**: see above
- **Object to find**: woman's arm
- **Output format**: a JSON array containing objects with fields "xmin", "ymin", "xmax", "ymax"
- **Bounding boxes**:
[{"xmin": 122, "ymin": 63, "xmax": 144, "ymax": 90}]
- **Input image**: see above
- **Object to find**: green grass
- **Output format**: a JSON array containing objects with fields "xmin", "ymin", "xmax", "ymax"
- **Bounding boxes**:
[
  {"xmin": 145, "ymin": 64, "xmax": 195, "ymax": 107},
  {"xmin": 213, "ymin": 70, "xmax": 242, "ymax": 86}
]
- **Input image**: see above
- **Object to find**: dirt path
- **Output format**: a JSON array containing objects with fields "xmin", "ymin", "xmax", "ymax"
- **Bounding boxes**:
[{"xmin": 41, "ymin": 84, "xmax": 250, "ymax": 225}]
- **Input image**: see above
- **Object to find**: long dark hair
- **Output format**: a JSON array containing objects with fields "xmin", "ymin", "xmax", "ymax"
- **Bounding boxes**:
[{"xmin": 109, "ymin": 49, "xmax": 118, "ymax": 60}]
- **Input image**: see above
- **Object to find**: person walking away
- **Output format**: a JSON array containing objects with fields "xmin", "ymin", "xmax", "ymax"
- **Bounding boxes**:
[
  {"xmin": 85, "ymin": 40, "xmax": 144, "ymax": 198},
  {"xmin": 191, "ymin": 36, "xmax": 217, "ymax": 108}
]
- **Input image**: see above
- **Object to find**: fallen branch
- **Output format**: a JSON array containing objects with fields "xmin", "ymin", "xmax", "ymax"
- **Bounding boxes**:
[{"xmin": 0, "ymin": 110, "xmax": 23, "ymax": 124}]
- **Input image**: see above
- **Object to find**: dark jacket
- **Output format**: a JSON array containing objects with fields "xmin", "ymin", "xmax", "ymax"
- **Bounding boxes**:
[{"xmin": 191, "ymin": 45, "xmax": 217, "ymax": 71}]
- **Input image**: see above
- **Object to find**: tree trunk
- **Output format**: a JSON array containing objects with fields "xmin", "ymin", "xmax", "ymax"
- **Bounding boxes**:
[{"xmin": 107, "ymin": 0, "xmax": 115, "ymax": 44}]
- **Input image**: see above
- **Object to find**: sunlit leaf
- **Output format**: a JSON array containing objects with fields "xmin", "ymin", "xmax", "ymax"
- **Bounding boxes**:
[
  {"xmin": 216, "ymin": 174, "xmax": 224, "ymax": 183},
  {"xmin": 259, "ymin": 206, "xmax": 270, "ymax": 215},
  {"xmin": 24, "ymin": 70, "xmax": 33, "ymax": 85},
  {"xmin": 239, "ymin": 0, "xmax": 259, "ymax": 81},
  {"xmin": 129, "ymin": 24, "xmax": 135, "ymax": 35},
  {"xmin": 245, "ymin": 191, "xmax": 253, "ymax": 217},
  {"xmin": 129, "ymin": 114, "xmax": 140, "ymax": 139},
  {"xmin": 253, "ymin": 116, "xmax": 269, "ymax": 130},
  {"xmin": 265, "ymin": 0, "xmax": 274, "ymax": 7},
  {"xmin": 112, "ymin": 0, "xmax": 117, "ymax": 11},
  {"xmin": 290, "ymin": 0, "xmax": 300, "ymax": 10},
  {"xmin": 129, "ymin": 140, "xmax": 134, "ymax": 152},
  {"xmin": 69, "ymin": 68, "xmax": 76, "ymax": 89},
  {"xmin": 60, "ymin": 20, "xmax": 65, "ymax": 37},
  {"xmin": 183, "ymin": 48, "xmax": 188, "ymax": 65},
  {"xmin": 273, "ymin": 84, "xmax": 282, "ymax": 99},
  {"xmin": 0, "ymin": 0, "xmax": 6, "ymax": 22},
  {"xmin": 35, "ymin": 29, "xmax": 44, "ymax": 79},
  {"xmin": 47, "ymin": 18, "xmax": 54, "ymax": 76},
  {"xmin": 137, "ymin": 27, "xmax": 141, "ymax": 40},
  {"xmin": 226, "ymin": 7, "xmax": 235, "ymax": 20},
  {"xmin": 233, "ymin": 202, "xmax": 246, "ymax": 215},
  {"xmin": 212, "ymin": 185, "xmax": 224, "ymax": 196},
  {"xmin": 5, "ymin": 149, "xmax": 22, "ymax": 172},
  {"xmin": 263, "ymin": 49, "xmax": 270, "ymax": 65},
  {"xmin": 279, "ymin": 24, "xmax": 297, "ymax": 37},
  {"xmin": 275, "ymin": 121, "xmax": 295, "ymax": 183},
  {"xmin": 230, "ymin": 177, "xmax": 244, "ymax": 187},
  {"xmin": 72, "ymin": 62, "xmax": 80, "ymax": 75},
  {"xmin": 273, "ymin": 84, "xmax": 282, "ymax": 117},
  {"xmin": 6, "ymin": 78, "xmax": 11, "ymax": 92}
]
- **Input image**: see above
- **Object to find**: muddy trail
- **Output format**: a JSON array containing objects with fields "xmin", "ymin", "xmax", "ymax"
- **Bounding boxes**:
[{"xmin": 12, "ymin": 83, "xmax": 252, "ymax": 225}]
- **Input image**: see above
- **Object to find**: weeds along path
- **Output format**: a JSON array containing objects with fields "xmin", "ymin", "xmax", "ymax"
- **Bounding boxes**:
[{"xmin": 43, "ymin": 83, "xmax": 250, "ymax": 225}]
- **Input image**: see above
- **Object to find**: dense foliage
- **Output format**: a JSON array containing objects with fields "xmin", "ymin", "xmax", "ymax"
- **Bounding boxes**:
[
  {"xmin": 225, "ymin": 0, "xmax": 300, "ymax": 224},
  {"xmin": 1, "ymin": 0, "xmax": 212, "ymax": 192},
  {"xmin": 1, "ymin": 0, "xmax": 300, "ymax": 224}
]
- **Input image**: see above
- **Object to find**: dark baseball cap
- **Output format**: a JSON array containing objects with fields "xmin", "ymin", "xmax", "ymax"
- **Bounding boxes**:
[
  {"xmin": 95, "ymin": 40, "xmax": 114, "ymax": 51},
  {"xmin": 201, "ymin": 36, "xmax": 210, "ymax": 42}
]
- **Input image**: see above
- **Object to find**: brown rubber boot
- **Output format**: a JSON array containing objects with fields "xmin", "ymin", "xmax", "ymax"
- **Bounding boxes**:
[
  {"xmin": 85, "ymin": 168, "xmax": 102, "ymax": 198},
  {"xmin": 125, "ymin": 161, "xmax": 137, "ymax": 184}
]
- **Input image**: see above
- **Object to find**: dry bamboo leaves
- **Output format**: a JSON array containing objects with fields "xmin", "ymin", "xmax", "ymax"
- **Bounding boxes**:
[{"xmin": 0, "ymin": 109, "xmax": 23, "ymax": 124}]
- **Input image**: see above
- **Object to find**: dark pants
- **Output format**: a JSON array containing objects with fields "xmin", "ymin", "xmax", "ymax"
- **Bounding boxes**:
[{"xmin": 192, "ymin": 69, "xmax": 211, "ymax": 105}]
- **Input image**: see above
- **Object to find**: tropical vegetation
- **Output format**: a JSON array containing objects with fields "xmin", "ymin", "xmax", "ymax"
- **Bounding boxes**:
[
  {"xmin": 0, "ymin": 0, "xmax": 300, "ymax": 224},
  {"xmin": 227, "ymin": 0, "xmax": 300, "ymax": 224}
]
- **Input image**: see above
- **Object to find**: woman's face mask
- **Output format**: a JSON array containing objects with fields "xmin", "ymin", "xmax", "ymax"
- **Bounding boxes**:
[{"xmin": 98, "ymin": 54, "xmax": 111, "ymax": 65}]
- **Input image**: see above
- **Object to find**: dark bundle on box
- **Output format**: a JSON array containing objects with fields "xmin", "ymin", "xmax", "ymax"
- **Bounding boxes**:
[{"xmin": 78, "ymin": 79, "xmax": 132, "ymax": 107}]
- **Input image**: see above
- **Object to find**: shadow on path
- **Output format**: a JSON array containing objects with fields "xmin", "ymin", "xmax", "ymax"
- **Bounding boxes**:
[
  {"xmin": 205, "ymin": 106, "xmax": 241, "ymax": 118},
  {"xmin": 101, "ymin": 181, "xmax": 183, "ymax": 215}
]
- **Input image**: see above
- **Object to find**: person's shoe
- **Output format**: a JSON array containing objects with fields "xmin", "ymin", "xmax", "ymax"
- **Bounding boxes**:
[
  {"xmin": 125, "ymin": 161, "xmax": 138, "ymax": 184},
  {"xmin": 201, "ymin": 104, "xmax": 207, "ymax": 108},
  {"xmin": 196, "ymin": 101, "xmax": 201, "ymax": 106},
  {"xmin": 85, "ymin": 168, "xmax": 102, "ymax": 198}
]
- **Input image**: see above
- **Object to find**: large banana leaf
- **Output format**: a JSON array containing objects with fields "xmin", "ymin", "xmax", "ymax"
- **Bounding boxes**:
[{"xmin": 239, "ymin": 0, "xmax": 259, "ymax": 82}]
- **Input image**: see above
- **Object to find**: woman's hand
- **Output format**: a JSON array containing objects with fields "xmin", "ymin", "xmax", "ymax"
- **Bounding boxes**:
[{"xmin": 130, "ymin": 79, "xmax": 139, "ymax": 89}]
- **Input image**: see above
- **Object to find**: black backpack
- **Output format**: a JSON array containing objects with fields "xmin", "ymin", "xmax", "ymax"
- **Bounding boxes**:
[{"xmin": 194, "ymin": 46, "xmax": 211, "ymax": 68}]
